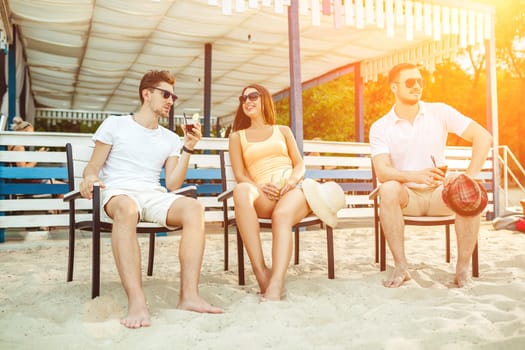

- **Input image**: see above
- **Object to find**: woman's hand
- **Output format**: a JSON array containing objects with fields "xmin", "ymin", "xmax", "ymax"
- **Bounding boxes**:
[
  {"xmin": 261, "ymin": 182, "xmax": 281, "ymax": 201},
  {"xmin": 279, "ymin": 178, "xmax": 297, "ymax": 197}
]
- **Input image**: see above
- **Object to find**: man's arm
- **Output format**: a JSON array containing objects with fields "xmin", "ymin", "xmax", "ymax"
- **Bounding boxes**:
[
  {"xmin": 458, "ymin": 121, "xmax": 493, "ymax": 177},
  {"xmin": 164, "ymin": 122, "xmax": 201, "ymax": 192},
  {"xmin": 373, "ymin": 153, "xmax": 439, "ymax": 187},
  {"xmin": 80, "ymin": 141, "xmax": 111, "ymax": 199},
  {"xmin": 164, "ymin": 152, "xmax": 192, "ymax": 192}
]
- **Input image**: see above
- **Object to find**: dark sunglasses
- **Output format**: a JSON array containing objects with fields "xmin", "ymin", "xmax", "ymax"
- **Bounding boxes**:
[
  {"xmin": 239, "ymin": 91, "xmax": 261, "ymax": 104},
  {"xmin": 394, "ymin": 78, "xmax": 425, "ymax": 88},
  {"xmin": 150, "ymin": 87, "xmax": 178, "ymax": 101}
]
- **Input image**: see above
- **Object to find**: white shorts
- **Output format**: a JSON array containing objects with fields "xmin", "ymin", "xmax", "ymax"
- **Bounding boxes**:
[{"xmin": 101, "ymin": 187, "xmax": 183, "ymax": 230}]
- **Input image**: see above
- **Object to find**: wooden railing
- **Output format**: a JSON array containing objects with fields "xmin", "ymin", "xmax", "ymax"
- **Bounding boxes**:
[{"xmin": 1, "ymin": 131, "xmax": 497, "ymax": 244}]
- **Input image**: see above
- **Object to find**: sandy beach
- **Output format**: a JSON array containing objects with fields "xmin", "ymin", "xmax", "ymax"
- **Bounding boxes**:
[{"xmin": 0, "ymin": 219, "xmax": 524, "ymax": 349}]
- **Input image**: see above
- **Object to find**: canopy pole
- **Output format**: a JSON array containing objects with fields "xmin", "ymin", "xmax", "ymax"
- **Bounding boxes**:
[
  {"xmin": 485, "ymin": 17, "xmax": 500, "ymax": 218},
  {"xmin": 7, "ymin": 24, "xmax": 15, "ymax": 127},
  {"xmin": 203, "ymin": 43, "xmax": 212, "ymax": 137},
  {"xmin": 288, "ymin": 0, "xmax": 303, "ymax": 154},
  {"xmin": 354, "ymin": 62, "xmax": 364, "ymax": 142}
]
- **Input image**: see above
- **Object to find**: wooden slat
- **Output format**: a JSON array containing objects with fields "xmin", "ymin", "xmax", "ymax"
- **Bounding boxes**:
[
  {"xmin": 0, "ymin": 214, "xmax": 91, "ymax": 228},
  {"xmin": 0, "ymin": 167, "xmax": 67, "ymax": 179},
  {"xmin": 0, "ymin": 150, "xmax": 66, "ymax": 163},
  {"xmin": 0, "ymin": 197, "xmax": 92, "ymax": 211}
]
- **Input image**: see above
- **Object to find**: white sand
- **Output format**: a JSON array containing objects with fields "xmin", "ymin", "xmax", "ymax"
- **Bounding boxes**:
[{"xmin": 0, "ymin": 221, "xmax": 524, "ymax": 349}]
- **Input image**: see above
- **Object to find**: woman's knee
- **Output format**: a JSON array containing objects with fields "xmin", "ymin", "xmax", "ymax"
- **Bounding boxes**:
[
  {"xmin": 271, "ymin": 205, "xmax": 299, "ymax": 228},
  {"xmin": 233, "ymin": 182, "xmax": 257, "ymax": 203}
]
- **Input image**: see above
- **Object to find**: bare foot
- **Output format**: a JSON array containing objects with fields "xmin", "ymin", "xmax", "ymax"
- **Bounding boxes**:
[
  {"xmin": 120, "ymin": 300, "xmax": 151, "ymax": 329},
  {"xmin": 383, "ymin": 266, "xmax": 411, "ymax": 288},
  {"xmin": 255, "ymin": 267, "xmax": 272, "ymax": 295},
  {"xmin": 455, "ymin": 270, "xmax": 471, "ymax": 288},
  {"xmin": 259, "ymin": 295, "xmax": 278, "ymax": 303},
  {"xmin": 177, "ymin": 296, "xmax": 223, "ymax": 314},
  {"xmin": 260, "ymin": 281, "xmax": 286, "ymax": 302}
]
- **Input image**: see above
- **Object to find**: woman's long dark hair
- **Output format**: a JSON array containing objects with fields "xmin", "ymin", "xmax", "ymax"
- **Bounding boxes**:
[{"xmin": 231, "ymin": 84, "xmax": 276, "ymax": 132}]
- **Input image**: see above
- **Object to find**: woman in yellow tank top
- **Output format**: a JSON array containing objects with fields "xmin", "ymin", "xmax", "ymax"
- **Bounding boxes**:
[{"xmin": 228, "ymin": 84, "xmax": 312, "ymax": 301}]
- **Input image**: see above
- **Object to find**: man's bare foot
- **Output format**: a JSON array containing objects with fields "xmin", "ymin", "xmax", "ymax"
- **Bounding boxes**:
[
  {"xmin": 383, "ymin": 266, "xmax": 411, "ymax": 288},
  {"xmin": 455, "ymin": 270, "xmax": 471, "ymax": 288},
  {"xmin": 177, "ymin": 296, "xmax": 223, "ymax": 314},
  {"xmin": 120, "ymin": 300, "xmax": 151, "ymax": 329}
]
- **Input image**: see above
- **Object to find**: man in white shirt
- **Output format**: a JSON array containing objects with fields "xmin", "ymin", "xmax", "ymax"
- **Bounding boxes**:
[
  {"xmin": 369, "ymin": 63, "xmax": 492, "ymax": 288},
  {"xmin": 80, "ymin": 70, "xmax": 222, "ymax": 328}
]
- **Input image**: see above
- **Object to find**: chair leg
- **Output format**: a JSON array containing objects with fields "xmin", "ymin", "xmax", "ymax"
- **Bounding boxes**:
[
  {"xmin": 92, "ymin": 227, "xmax": 100, "ymax": 299},
  {"xmin": 294, "ymin": 227, "xmax": 300, "ymax": 265},
  {"xmin": 236, "ymin": 229, "xmax": 245, "ymax": 286},
  {"xmin": 224, "ymin": 223, "xmax": 229, "ymax": 271},
  {"xmin": 446, "ymin": 224, "xmax": 451, "ymax": 263},
  {"xmin": 374, "ymin": 218, "xmax": 379, "ymax": 264},
  {"xmin": 472, "ymin": 242, "xmax": 479, "ymax": 277},
  {"xmin": 147, "ymin": 233, "xmax": 155, "ymax": 276},
  {"xmin": 326, "ymin": 226, "xmax": 334, "ymax": 279},
  {"xmin": 67, "ymin": 224, "xmax": 75, "ymax": 282},
  {"xmin": 380, "ymin": 225, "xmax": 386, "ymax": 272}
]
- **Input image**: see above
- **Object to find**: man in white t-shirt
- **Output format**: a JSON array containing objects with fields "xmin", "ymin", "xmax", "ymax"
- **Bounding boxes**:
[
  {"xmin": 369, "ymin": 63, "xmax": 492, "ymax": 288},
  {"xmin": 80, "ymin": 70, "xmax": 222, "ymax": 328}
]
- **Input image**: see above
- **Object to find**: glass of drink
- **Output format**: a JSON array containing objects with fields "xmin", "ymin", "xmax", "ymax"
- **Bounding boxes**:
[
  {"xmin": 183, "ymin": 111, "xmax": 199, "ymax": 134},
  {"xmin": 437, "ymin": 164, "xmax": 448, "ymax": 177}
]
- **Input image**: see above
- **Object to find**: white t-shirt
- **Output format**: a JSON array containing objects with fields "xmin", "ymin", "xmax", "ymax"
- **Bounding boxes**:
[
  {"xmin": 93, "ymin": 115, "xmax": 182, "ymax": 190},
  {"xmin": 370, "ymin": 101, "xmax": 471, "ymax": 183}
]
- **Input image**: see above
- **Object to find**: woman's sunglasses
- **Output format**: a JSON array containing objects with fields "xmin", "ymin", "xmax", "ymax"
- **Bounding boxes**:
[
  {"xmin": 150, "ymin": 87, "xmax": 178, "ymax": 101},
  {"xmin": 394, "ymin": 78, "xmax": 425, "ymax": 88},
  {"xmin": 239, "ymin": 91, "xmax": 261, "ymax": 104}
]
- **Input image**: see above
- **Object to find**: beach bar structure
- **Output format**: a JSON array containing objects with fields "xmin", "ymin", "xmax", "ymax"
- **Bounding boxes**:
[{"xmin": 0, "ymin": 1, "xmax": 499, "ymax": 218}]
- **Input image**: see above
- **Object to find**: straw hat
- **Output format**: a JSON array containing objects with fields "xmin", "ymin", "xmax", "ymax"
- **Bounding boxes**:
[
  {"xmin": 442, "ymin": 174, "xmax": 488, "ymax": 217},
  {"xmin": 301, "ymin": 178, "xmax": 346, "ymax": 228}
]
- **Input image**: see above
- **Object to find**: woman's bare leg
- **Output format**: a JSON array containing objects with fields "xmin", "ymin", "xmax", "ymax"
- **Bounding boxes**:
[
  {"xmin": 233, "ymin": 183, "xmax": 274, "ymax": 293},
  {"xmin": 263, "ymin": 189, "xmax": 310, "ymax": 301}
]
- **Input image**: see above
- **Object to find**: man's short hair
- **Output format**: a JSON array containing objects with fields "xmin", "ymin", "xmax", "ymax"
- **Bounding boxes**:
[
  {"xmin": 388, "ymin": 63, "xmax": 418, "ymax": 84},
  {"xmin": 139, "ymin": 70, "xmax": 176, "ymax": 104}
]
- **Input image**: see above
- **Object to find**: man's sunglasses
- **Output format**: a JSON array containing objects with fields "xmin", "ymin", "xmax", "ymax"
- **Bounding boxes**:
[
  {"xmin": 150, "ymin": 87, "xmax": 178, "ymax": 101},
  {"xmin": 239, "ymin": 91, "xmax": 261, "ymax": 104},
  {"xmin": 394, "ymin": 78, "xmax": 425, "ymax": 88}
]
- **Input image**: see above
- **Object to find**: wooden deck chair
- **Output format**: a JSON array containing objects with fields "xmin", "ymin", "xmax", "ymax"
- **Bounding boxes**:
[
  {"xmin": 217, "ymin": 151, "xmax": 335, "ymax": 285},
  {"xmin": 370, "ymin": 165, "xmax": 479, "ymax": 277},
  {"xmin": 63, "ymin": 143, "xmax": 197, "ymax": 298}
]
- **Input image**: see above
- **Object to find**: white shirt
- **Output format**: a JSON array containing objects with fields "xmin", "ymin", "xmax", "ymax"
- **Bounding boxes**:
[
  {"xmin": 93, "ymin": 115, "xmax": 182, "ymax": 190},
  {"xmin": 370, "ymin": 101, "xmax": 471, "ymax": 185}
]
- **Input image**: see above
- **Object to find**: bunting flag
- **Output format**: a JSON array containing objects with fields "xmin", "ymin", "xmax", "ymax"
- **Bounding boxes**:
[{"xmin": 207, "ymin": 0, "xmax": 494, "ymax": 81}]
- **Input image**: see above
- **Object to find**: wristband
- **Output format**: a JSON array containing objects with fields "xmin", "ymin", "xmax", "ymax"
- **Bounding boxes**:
[{"xmin": 182, "ymin": 145, "xmax": 194, "ymax": 154}]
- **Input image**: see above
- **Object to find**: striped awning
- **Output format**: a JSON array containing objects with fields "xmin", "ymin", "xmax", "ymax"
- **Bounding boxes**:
[{"xmin": 3, "ymin": 0, "xmax": 494, "ymax": 120}]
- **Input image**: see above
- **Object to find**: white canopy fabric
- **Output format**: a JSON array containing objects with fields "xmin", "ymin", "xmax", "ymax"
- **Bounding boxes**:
[{"xmin": 2, "ymin": 0, "xmax": 494, "ymax": 119}]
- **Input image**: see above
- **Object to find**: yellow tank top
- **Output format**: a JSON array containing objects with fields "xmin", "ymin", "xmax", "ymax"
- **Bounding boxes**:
[{"xmin": 240, "ymin": 125, "xmax": 293, "ymax": 186}]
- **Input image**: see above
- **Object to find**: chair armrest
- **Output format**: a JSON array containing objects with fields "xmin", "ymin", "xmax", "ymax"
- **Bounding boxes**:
[
  {"xmin": 64, "ymin": 185, "xmax": 197, "ymax": 202},
  {"xmin": 63, "ymin": 190, "xmax": 82, "ymax": 202},
  {"xmin": 217, "ymin": 189, "xmax": 233, "ymax": 202},
  {"xmin": 368, "ymin": 186, "xmax": 379, "ymax": 200},
  {"xmin": 172, "ymin": 185, "xmax": 198, "ymax": 199}
]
